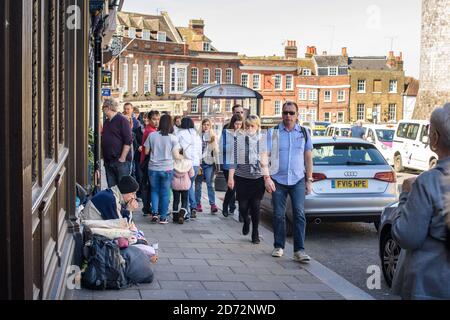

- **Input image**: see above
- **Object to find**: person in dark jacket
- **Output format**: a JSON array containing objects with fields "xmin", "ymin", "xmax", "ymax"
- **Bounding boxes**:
[
  {"xmin": 391, "ymin": 103, "xmax": 450, "ymax": 300},
  {"xmin": 81, "ymin": 176, "xmax": 140, "ymax": 222}
]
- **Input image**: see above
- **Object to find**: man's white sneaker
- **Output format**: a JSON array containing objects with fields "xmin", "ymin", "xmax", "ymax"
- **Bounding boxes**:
[
  {"xmin": 293, "ymin": 250, "xmax": 311, "ymax": 263},
  {"xmin": 272, "ymin": 248, "xmax": 284, "ymax": 257}
]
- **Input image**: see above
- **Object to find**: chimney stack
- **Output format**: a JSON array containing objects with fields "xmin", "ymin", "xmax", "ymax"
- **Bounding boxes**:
[
  {"xmin": 189, "ymin": 19, "xmax": 204, "ymax": 35},
  {"xmin": 342, "ymin": 47, "xmax": 347, "ymax": 57},
  {"xmin": 285, "ymin": 40, "xmax": 298, "ymax": 59},
  {"xmin": 387, "ymin": 50, "xmax": 396, "ymax": 68},
  {"xmin": 305, "ymin": 46, "xmax": 317, "ymax": 58}
]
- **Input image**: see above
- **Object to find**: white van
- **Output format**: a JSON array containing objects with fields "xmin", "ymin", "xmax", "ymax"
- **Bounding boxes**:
[
  {"xmin": 363, "ymin": 124, "xmax": 397, "ymax": 165},
  {"xmin": 391, "ymin": 119, "xmax": 438, "ymax": 172},
  {"xmin": 325, "ymin": 124, "xmax": 352, "ymax": 137}
]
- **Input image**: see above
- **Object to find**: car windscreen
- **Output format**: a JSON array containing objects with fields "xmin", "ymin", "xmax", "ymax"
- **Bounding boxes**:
[
  {"xmin": 312, "ymin": 143, "xmax": 387, "ymax": 166},
  {"xmin": 375, "ymin": 129, "xmax": 395, "ymax": 142}
]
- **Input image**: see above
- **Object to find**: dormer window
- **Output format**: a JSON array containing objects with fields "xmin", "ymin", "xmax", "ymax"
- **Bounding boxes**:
[
  {"xmin": 128, "ymin": 27, "xmax": 136, "ymax": 38},
  {"xmin": 302, "ymin": 69, "xmax": 311, "ymax": 76},
  {"xmin": 142, "ymin": 29, "xmax": 151, "ymax": 40},
  {"xmin": 329, "ymin": 67, "xmax": 337, "ymax": 76},
  {"xmin": 203, "ymin": 42, "xmax": 211, "ymax": 51},
  {"xmin": 157, "ymin": 31, "xmax": 166, "ymax": 42}
]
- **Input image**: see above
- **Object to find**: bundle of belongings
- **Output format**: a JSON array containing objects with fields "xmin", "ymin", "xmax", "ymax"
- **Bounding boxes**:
[{"xmin": 78, "ymin": 176, "xmax": 158, "ymax": 290}]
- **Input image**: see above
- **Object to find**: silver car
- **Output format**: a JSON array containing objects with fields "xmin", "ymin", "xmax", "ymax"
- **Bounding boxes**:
[{"xmin": 261, "ymin": 137, "xmax": 398, "ymax": 234}]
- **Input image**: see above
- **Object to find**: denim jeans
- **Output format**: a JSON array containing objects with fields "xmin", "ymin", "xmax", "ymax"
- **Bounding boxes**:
[
  {"xmin": 149, "ymin": 170, "xmax": 173, "ymax": 220},
  {"xmin": 104, "ymin": 161, "xmax": 131, "ymax": 188},
  {"xmin": 195, "ymin": 163, "xmax": 216, "ymax": 206},
  {"xmin": 272, "ymin": 178, "xmax": 306, "ymax": 252},
  {"xmin": 189, "ymin": 166, "xmax": 200, "ymax": 211}
]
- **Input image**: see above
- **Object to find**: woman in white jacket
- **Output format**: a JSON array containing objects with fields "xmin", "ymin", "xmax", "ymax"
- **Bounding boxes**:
[
  {"xmin": 195, "ymin": 119, "xmax": 219, "ymax": 214},
  {"xmin": 176, "ymin": 117, "xmax": 202, "ymax": 218}
]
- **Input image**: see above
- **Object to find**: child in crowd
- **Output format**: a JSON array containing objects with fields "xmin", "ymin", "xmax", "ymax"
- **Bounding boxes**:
[{"xmin": 171, "ymin": 158, "xmax": 195, "ymax": 224}]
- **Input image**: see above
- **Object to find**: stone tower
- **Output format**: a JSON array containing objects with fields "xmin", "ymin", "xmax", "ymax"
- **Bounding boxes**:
[{"xmin": 413, "ymin": 0, "xmax": 450, "ymax": 119}]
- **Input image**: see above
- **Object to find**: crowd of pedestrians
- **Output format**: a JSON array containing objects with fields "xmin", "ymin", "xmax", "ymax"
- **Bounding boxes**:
[
  {"xmin": 101, "ymin": 98, "xmax": 312, "ymax": 257},
  {"xmin": 98, "ymin": 97, "xmax": 450, "ymax": 300}
]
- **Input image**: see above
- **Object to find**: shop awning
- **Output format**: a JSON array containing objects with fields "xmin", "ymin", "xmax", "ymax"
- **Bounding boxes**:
[{"xmin": 182, "ymin": 84, "xmax": 263, "ymax": 100}]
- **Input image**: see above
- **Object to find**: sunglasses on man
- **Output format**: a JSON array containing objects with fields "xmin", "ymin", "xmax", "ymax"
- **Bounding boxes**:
[{"xmin": 282, "ymin": 111, "xmax": 296, "ymax": 116}]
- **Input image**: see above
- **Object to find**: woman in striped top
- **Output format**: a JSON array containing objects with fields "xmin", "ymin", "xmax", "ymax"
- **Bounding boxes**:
[{"xmin": 227, "ymin": 115, "xmax": 269, "ymax": 244}]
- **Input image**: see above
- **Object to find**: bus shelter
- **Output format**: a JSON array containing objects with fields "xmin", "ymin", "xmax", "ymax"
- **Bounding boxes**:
[{"xmin": 183, "ymin": 84, "xmax": 264, "ymax": 121}]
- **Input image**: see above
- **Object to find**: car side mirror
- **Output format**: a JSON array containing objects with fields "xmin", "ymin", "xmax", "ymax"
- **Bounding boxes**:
[{"xmin": 421, "ymin": 136, "xmax": 429, "ymax": 145}]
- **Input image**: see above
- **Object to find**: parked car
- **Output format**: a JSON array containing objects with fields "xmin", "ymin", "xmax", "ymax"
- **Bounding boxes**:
[
  {"xmin": 363, "ymin": 124, "xmax": 397, "ymax": 165},
  {"xmin": 302, "ymin": 121, "xmax": 330, "ymax": 137},
  {"xmin": 378, "ymin": 201, "xmax": 400, "ymax": 287},
  {"xmin": 261, "ymin": 137, "xmax": 398, "ymax": 235},
  {"xmin": 391, "ymin": 119, "xmax": 438, "ymax": 172},
  {"xmin": 325, "ymin": 123, "xmax": 352, "ymax": 137}
]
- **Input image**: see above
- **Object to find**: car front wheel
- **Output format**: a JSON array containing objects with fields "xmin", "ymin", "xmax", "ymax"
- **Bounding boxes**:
[
  {"xmin": 394, "ymin": 154, "xmax": 404, "ymax": 172},
  {"xmin": 381, "ymin": 231, "xmax": 401, "ymax": 287}
]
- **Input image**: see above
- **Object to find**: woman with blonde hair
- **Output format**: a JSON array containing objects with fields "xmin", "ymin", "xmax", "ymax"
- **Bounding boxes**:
[
  {"xmin": 227, "ymin": 115, "xmax": 268, "ymax": 243},
  {"xmin": 195, "ymin": 118, "xmax": 219, "ymax": 214}
]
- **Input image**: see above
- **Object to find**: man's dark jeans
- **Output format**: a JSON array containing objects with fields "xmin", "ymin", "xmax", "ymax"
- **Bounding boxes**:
[
  {"xmin": 104, "ymin": 160, "xmax": 131, "ymax": 188},
  {"xmin": 271, "ymin": 178, "xmax": 306, "ymax": 252}
]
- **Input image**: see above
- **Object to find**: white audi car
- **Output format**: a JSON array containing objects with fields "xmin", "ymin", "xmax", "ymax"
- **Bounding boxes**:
[{"xmin": 261, "ymin": 137, "xmax": 398, "ymax": 234}]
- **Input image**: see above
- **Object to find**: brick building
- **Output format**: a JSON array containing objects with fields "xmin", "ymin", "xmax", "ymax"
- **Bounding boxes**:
[
  {"xmin": 107, "ymin": 11, "xmax": 240, "ymax": 124},
  {"xmin": 238, "ymin": 53, "xmax": 298, "ymax": 126},
  {"xmin": 296, "ymin": 46, "xmax": 351, "ymax": 123},
  {"xmin": 348, "ymin": 52, "xmax": 405, "ymax": 123}
]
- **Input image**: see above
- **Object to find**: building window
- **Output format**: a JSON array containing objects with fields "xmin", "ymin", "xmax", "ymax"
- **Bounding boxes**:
[
  {"xmin": 309, "ymin": 89, "xmax": 318, "ymax": 101},
  {"xmin": 389, "ymin": 80, "xmax": 398, "ymax": 93},
  {"xmin": 299, "ymin": 108, "xmax": 307, "ymax": 123},
  {"xmin": 144, "ymin": 64, "xmax": 151, "ymax": 93},
  {"xmin": 203, "ymin": 42, "xmax": 211, "ymax": 51},
  {"xmin": 337, "ymin": 90, "xmax": 345, "ymax": 102},
  {"xmin": 225, "ymin": 100, "xmax": 232, "ymax": 112},
  {"xmin": 324, "ymin": 90, "xmax": 332, "ymax": 102},
  {"xmin": 252, "ymin": 74, "xmax": 261, "ymax": 90},
  {"xmin": 157, "ymin": 65, "xmax": 165, "ymax": 92},
  {"xmin": 357, "ymin": 104, "xmax": 365, "ymax": 120},
  {"xmin": 373, "ymin": 80, "xmax": 382, "ymax": 93},
  {"xmin": 302, "ymin": 69, "xmax": 311, "ymax": 76},
  {"xmin": 191, "ymin": 67, "xmax": 198, "ymax": 85},
  {"xmin": 309, "ymin": 109, "xmax": 317, "ymax": 122},
  {"xmin": 215, "ymin": 69, "xmax": 222, "ymax": 84},
  {"xmin": 191, "ymin": 99, "xmax": 198, "ymax": 113},
  {"xmin": 122, "ymin": 62, "xmax": 128, "ymax": 93},
  {"xmin": 225, "ymin": 68, "xmax": 233, "ymax": 84},
  {"xmin": 202, "ymin": 98, "xmax": 210, "ymax": 113},
  {"xmin": 299, "ymin": 89, "xmax": 307, "ymax": 101},
  {"xmin": 337, "ymin": 112, "xmax": 345, "ymax": 123},
  {"xmin": 357, "ymin": 80, "xmax": 366, "ymax": 93},
  {"xmin": 202, "ymin": 68, "xmax": 210, "ymax": 84},
  {"xmin": 274, "ymin": 101, "xmax": 281, "ymax": 116},
  {"xmin": 132, "ymin": 63, "xmax": 139, "ymax": 93},
  {"xmin": 388, "ymin": 104, "xmax": 397, "ymax": 121},
  {"xmin": 241, "ymin": 74, "xmax": 249, "ymax": 87},
  {"xmin": 128, "ymin": 27, "xmax": 136, "ymax": 38},
  {"xmin": 142, "ymin": 29, "xmax": 151, "ymax": 40},
  {"xmin": 170, "ymin": 64, "xmax": 188, "ymax": 93},
  {"xmin": 329, "ymin": 67, "xmax": 337, "ymax": 76},
  {"xmin": 274, "ymin": 74, "xmax": 282, "ymax": 90},
  {"xmin": 286, "ymin": 75, "xmax": 293, "ymax": 90},
  {"xmin": 157, "ymin": 31, "xmax": 166, "ymax": 42},
  {"xmin": 324, "ymin": 112, "xmax": 330, "ymax": 122}
]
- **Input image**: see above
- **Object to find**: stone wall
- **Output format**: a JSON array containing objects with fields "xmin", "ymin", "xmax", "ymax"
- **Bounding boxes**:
[{"xmin": 413, "ymin": 0, "xmax": 450, "ymax": 119}]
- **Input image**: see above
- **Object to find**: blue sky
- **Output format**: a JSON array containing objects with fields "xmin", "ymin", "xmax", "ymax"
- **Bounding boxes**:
[{"xmin": 123, "ymin": 0, "xmax": 422, "ymax": 77}]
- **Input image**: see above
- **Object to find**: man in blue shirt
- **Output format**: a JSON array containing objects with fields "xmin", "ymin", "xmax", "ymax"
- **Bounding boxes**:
[
  {"xmin": 350, "ymin": 120, "xmax": 366, "ymax": 139},
  {"xmin": 264, "ymin": 101, "xmax": 313, "ymax": 262}
]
